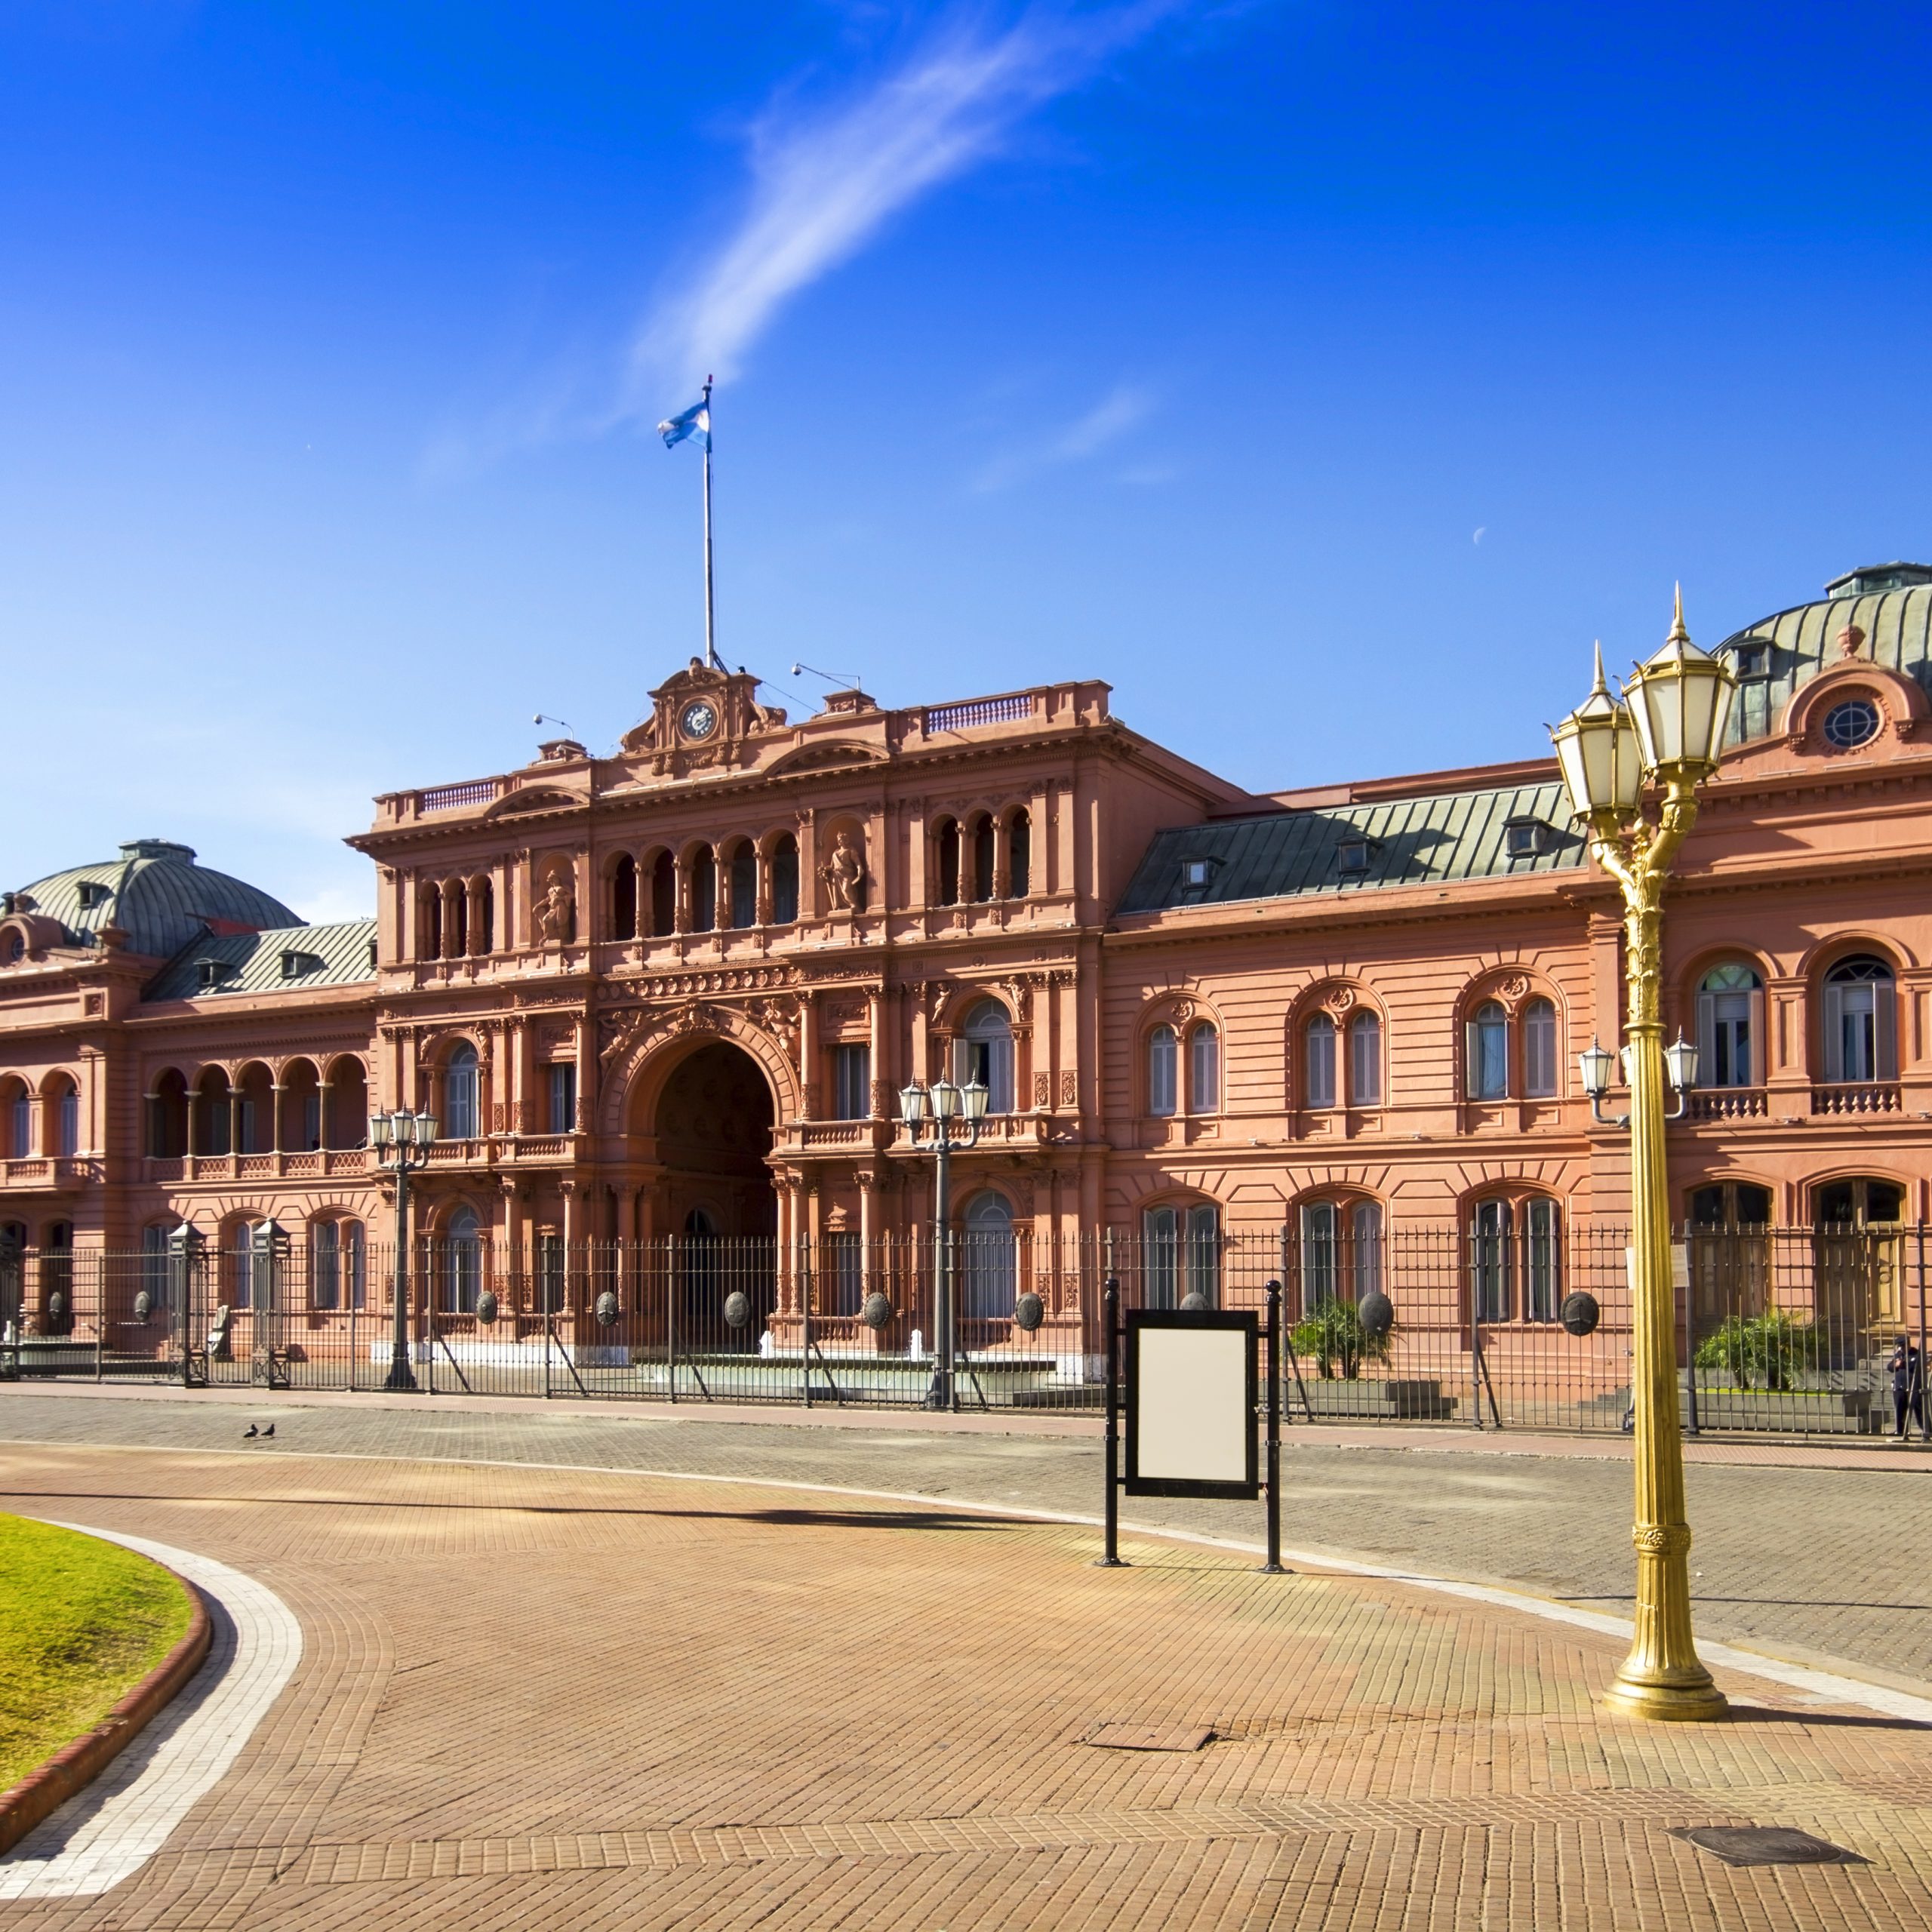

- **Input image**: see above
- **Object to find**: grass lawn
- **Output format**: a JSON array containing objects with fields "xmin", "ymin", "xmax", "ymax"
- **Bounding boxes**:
[{"xmin": 0, "ymin": 1515, "xmax": 194, "ymax": 1792}]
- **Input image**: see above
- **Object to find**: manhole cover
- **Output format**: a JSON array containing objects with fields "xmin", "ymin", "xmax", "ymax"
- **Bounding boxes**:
[
  {"xmin": 1672, "ymin": 1826, "xmax": 1863, "ymax": 1867},
  {"xmin": 1087, "ymin": 1724, "xmax": 1214, "ymax": 1752}
]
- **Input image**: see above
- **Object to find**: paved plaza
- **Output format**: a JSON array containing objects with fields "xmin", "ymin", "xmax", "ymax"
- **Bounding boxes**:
[{"xmin": 2, "ymin": 1392, "xmax": 1932, "ymax": 1928}]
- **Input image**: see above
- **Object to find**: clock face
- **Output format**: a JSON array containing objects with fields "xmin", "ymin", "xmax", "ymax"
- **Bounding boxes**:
[{"xmin": 681, "ymin": 700, "xmax": 718, "ymax": 741}]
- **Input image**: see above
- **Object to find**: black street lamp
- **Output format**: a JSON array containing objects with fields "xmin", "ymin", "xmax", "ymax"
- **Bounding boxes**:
[
  {"xmin": 369, "ymin": 1107, "xmax": 438, "ymax": 1392},
  {"xmin": 899, "ymin": 1072, "xmax": 989, "ymax": 1410}
]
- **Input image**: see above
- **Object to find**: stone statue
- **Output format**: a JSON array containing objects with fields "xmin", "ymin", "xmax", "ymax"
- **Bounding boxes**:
[
  {"xmin": 537, "ymin": 878, "xmax": 574, "ymax": 945},
  {"xmin": 820, "ymin": 831, "xmax": 866, "ymax": 914}
]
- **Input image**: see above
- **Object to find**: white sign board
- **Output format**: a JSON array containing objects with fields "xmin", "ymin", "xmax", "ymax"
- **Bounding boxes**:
[{"xmin": 1124, "ymin": 1311, "xmax": 1258, "ymax": 1499}]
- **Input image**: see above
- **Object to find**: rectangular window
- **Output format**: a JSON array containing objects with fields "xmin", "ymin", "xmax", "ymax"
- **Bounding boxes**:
[
  {"xmin": 537, "ymin": 1234, "xmax": 565, "ymax": 1309},
  {"xmin": 303, "ymin": 1093, "xmax": 322, "ymax": 1152},
  {"xmin": 832, "ymin": 1044, "xmax": 870, "ymax": 1121},
  {"xmin": 11, "ymin": 1093, "xmax": 31, "ymax": 1158},
  {"xmin": 56, "ymin": 1090, "xmax": 78, "ymax": 1158},
  {"xmin": 312, "ymin": 1222, "xmax": 340, "ymax": 1311},
  {"xmin": 826, "ymin": 1232, "xmax": 863, "ymax": 1316},
  {"xmin": 1186, "ymin": 1203, "xmax": 1220, "ymax": 1306},
  {"xmin": 1148, "ymin": 1028, "xmax": 1177, "ymax": 1116},
  {"xmin": 1468, "ymin": 1013, "xmax": 1509, "ymax": 1100},
  {"xmin": 1300, "ymin": 1201, "xmax": 1337, "ymax": 1309},
  {"xmin": 1305, "ymin": 1020, "xmax": 1336, "ymax": 1109},
  {"xmin": 1523, "ymin": 1004, "xmax": 1557, "ymax": 1098},
  {"xmin": 547, "ymin": 1063, "xmax": 578, "ymax": 1134},
  {"xmin": 1351, "ymin": 1201, "xmax": 1383, "ymax": 1298},
  {"xmin": 1471, "ymin": 1201, "xmax": 1510, "ymax": 1321},
  {"xmin": 1189, "ymin": 1026, "xmax": 1219, "ymax": 1114},
  {"xmin": 1349, "ymin": 1015, "xmax": 1381, "ymax": 1107}
]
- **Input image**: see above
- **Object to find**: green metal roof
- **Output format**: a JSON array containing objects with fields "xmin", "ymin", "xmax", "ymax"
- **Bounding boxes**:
[
  {"xmin": 1718, "ymin": 572, "xmax": 1932, "ymax": 747},
  {"xmin": 143, "ymin": 920, "xmax": 378, "ymax": 1002},
  {"xmin": 1117, "ymin": 781, "xmax": 1586, "ymax": 915},
  {"xmin": 11, "ymin": 840, "xmax": 303, "ymax": 961}
]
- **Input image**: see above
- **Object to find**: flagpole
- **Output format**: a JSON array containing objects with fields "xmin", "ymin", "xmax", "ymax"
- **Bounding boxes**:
[{"xmin": 701, "ymin": 374, "xmax": 718, "ymax": 669}]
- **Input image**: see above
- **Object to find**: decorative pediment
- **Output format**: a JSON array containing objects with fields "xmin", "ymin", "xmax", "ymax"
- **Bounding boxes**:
[
  {"xmin": 764, "ymin": 740, "xmax": 888, "ymax": 778},
  {"xmin": 488, "ymin": 789, "xmax": 583, "ymax": 818}
]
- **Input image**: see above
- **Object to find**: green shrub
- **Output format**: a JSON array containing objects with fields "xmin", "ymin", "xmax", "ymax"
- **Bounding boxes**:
[
  {"xmin": 1290, "ymin": 1298, "xmax": 1392, "ymax": 1380},
  {"xmin": 1694, "ymin": 1309, "xmax": 1817, "ymax": 1392}
]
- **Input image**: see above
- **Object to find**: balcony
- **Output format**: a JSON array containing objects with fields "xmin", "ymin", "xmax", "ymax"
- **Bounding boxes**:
[
  {"xmin": 0, "ymin": 1156, "xmax": 97, "ymax": 1191},
  {"xmin": 1810, "ymin": 1082, "xmax": 1902, "ymax": 1117},
  {"xmin": 1688, "ymin": 1088, "xmax": 1770, "ymax": 1121},
  {"xmin": 141, "ymin": 1149, "xmax": 369, "ymax": 1183}
]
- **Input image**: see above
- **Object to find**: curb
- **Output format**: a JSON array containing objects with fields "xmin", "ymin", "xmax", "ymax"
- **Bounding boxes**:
[{"xmin": 0, "ymin": 1567, "xmax": 211, "ymax": 1856}]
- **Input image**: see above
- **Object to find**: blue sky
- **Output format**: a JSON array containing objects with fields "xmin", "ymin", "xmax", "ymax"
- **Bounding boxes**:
[{"xmin": 5, "ymin": 2, "xmax": 1929, "ymax": 920}]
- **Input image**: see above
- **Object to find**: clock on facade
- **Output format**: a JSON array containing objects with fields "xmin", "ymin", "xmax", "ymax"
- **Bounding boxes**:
[{"xmin": 680, "ymin": 700, "xmax": 718, "ymax": 741}]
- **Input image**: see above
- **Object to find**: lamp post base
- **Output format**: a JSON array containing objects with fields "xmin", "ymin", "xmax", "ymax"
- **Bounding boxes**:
[
  {"xmin": 1601, "ymin": 1662, "xmax": 1728, "ymax": 1723},
  {"xmin": 383, "ymin": 1354, "xmax": 418, "ymax": 1393}
]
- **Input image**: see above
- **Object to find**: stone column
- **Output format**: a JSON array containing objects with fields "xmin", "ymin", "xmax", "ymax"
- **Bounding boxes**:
[{"xmin": 270, "ymin": 1082, "xmax": 286, "ymax": 1155}]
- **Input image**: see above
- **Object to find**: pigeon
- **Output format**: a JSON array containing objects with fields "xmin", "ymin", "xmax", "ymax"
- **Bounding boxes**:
[
  {"xmin": 262, "ymin": 1423, "xmax": 275, "ymax": 1438},
  {"xmin": 243, "ymin": 1424, "xmax": 258, "ymax": 1438}
]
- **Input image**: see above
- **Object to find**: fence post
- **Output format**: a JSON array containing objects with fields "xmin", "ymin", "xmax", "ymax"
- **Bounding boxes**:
[
  {"xmin": 1468, "ymin": 1226, "xmax": 1484, "ymax": 1431},
  {"xmin": 1263, "ymin": 1280, "xmax": 1283, "ymax": 1573},
  {"xmin": 802, "ymin": 1235, "xmax": 814, "ymax": 1409},
  {"xmin": 1681, "ymin": 1229, "xmax": 1700, "ymax": 1438},
  {"xmin": 1919, "ymin": 1224, "xmax": 1929, "ymax": 1444},
  {"xmin": 1096, "ymin": 1277, "xmax": 1123, "ymax": 1567}
]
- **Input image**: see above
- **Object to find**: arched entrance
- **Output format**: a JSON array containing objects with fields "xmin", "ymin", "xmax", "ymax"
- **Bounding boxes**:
[
  {"xmin": 640, "ymin": 1041, "xmax": 779, "ymax": 1353},
  {"xmin": 650, "ymin": 1041, "xmax": 778, "ymax": 1238}
]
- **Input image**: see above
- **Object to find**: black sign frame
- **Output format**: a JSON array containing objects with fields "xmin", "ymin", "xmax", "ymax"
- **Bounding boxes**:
[{"xmin": 1123, "ymin": 1306, "xmax": 1260, "ymax": 1500}]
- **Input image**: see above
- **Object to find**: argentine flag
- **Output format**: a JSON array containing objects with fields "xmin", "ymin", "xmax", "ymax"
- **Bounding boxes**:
[{"xmin": 658, "ymin": 397, "xmax": 710, "ymax": 452}]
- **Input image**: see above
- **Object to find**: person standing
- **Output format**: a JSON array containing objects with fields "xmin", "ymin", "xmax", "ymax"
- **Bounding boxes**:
[{"xmin": 1887, "ymin": 1335, "xmax": 1924, "ymax": 1439}]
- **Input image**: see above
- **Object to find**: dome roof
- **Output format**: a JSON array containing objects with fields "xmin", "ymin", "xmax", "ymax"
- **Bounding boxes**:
[
  {"xmin": 6, "ymin": 839, "xmax": 303, "ymax": 961},
  {"xmin": 1718, "ymin": 565, "xmax": 1932, "ymax": 747}
]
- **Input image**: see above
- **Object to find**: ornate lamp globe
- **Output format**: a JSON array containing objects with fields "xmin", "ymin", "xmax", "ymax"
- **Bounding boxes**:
[
  {"xmin": 369, "ymin": 1112, "xmax": 393, "ymax": 1149},
  {"xmin": 415, "ymin": 1112, "xmax": 440, "ymax": 1146},
  {"xmin": 960, "ymin": 1078, "xmax": 990, "ymax": 1122},
  {"xmin": 1552, "ymin": 644, "xmax": 1644, "ymax": 820},
  {"xmin": 1664, "ymin": 1033, "xmax": 1700, "ymax": 1093},
  {"xmin": 929, "ymin": 1075, "xmax": 960, "ymax": 1121},
  {"xmin": 1623, "ymin": 589, "xmax": 1738, "ymax": 780},
  {"xmin": 899, "ymin": 1081, "xmax": 928, "ymax": 1124},
  {"xmin": 1578, "ymin": 1037, "xmax": 1616, "ymax": 1098}
]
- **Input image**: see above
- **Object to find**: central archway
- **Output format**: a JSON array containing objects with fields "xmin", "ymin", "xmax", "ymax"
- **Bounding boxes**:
[{"xmin": 650, "ymin": 1040, "xmax": 778, "ymax": 1239}]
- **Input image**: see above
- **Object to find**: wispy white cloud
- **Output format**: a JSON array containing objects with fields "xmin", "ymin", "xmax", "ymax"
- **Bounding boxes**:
[
  {"xmin": 629, "ymin": 3, "xmax": 1184, "ymax": 403},
  {"xmin": 971, "ymin": 380, "xmax": 1154, "ymax": 491}
]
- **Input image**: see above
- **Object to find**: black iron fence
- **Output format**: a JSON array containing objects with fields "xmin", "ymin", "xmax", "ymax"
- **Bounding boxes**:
[{"xmin": 2, "ymin": 1223, "xmax": 1925, "ymax": 1438}]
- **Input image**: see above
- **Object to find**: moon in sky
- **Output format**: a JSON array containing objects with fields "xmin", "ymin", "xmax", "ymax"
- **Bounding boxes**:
[{"xmin": 1472, "ymin": 526, "xmax": 1486, "ymax": 545}]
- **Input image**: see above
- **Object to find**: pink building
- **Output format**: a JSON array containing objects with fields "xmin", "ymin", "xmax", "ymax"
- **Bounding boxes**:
[{"xmin": 4, "ymin": 565, "xmax": 1930, "ymax": 1420}]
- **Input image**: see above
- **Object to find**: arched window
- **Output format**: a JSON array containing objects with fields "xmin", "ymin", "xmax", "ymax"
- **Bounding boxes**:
[
  {"xmin": 1300, "ymin": 1199, "xmax": 1383, "ymax": 1303},
  {"xmin": 444, "ymin": 1206, "xmax": 481, "ymax": 1313},
  {"xmin": 771, "ymin": 835, "xmax": 800, "ymax": 924},
  {"xmin": 611, "ymin": 854, "xmax": 638, "ymax": 940},
  {"xmin": 649, "ymin": 851, "xmax": 676, "ymax": 936},
  {"xmin": 1189, "ymin": 1023, "xmax": 1219, "ymax": 1113},
  {"xmin": 1697, "ymin": 963, "xmax": 1762, "ymax": 1088},
  {"xmin": 1304, "ymin": 1013, "xmax": 1337, "ymax": 1109},
  {"xmin": 1467, "ymin": 1001, "xmax": 1509, "ymax": 1100},
  {"xmin": 1822, "ymin": 955, "xmax": 1896, "ymax": 1083},
  {"xmin": 961, "ymin": 1191, "xmax": 1016, "ymax": 1319},
  {"xmin": 729, "ymin": 842, "xmax": 757, "ymax": 928},
  {"xmin": 1348, "ymin": 1011, "xmax": 1382, "ymax": 1107},
  {"xmin": 1143, "ymin": 1202, "xmax": 1219, "ymax": 1309},
  {"xmin": 445, "ymin": 1042, "xmax": 480, "ymax": 1141},
  {"xmin": 689, "ymin": 845, "xmax": 717, "ymax": 932},
  {"xmin": 6, "ymin": 1083, "xmax": 29, "ymax": 1158},
  {"xmin": 1522, "ymin": 998, "xmax": 1558, "ymax": 1099},
  {"xmin": 933, "ymin": 818, "xmax": 960, "ymax": 906},
  {"xmin": 1147, "ymin": 1024, "xmax": 1177, "ymax": 1116},
  {"xmin": 956, "ymin": 1001, "xmax": 1015, "ymax": 1114},
  {"xmin": 312, "ymin": 1220, "xmax": 366, "ymax": 1312},
  {"xmin": 1008, "ymin": 811, "xmax": 1031, "ymax": 897},
  {"xmin": 52, "ymin": 1079, "xmax": 78, "ymax": 1158}
]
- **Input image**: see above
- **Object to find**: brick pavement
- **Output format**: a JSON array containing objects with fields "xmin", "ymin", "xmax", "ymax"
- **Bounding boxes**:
[
  {"xmin": 2, "ymin": 1389, "xmax": 1930, "ymax": 1693},
  {"xmin": 2, "ymin": 1438, "xmax": 1932, "ymax": 1930}
]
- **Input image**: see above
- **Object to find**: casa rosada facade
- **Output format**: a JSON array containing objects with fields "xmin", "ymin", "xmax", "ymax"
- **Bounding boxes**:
[{"xmin": 7, "ymin": 561, "xmax": 1932, "ymax": 1355}]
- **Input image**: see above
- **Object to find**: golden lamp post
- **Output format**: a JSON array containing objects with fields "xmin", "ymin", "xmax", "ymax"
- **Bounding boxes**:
[{"xmin": 1550, "ymin": 592, "xmax": 1737, "ymax": 1722}]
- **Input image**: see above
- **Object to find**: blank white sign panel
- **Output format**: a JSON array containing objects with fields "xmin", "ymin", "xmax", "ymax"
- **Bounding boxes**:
[{"xmin": 1134, "ymin": 1326, "xmax": 1250, "ymax": 1485}]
